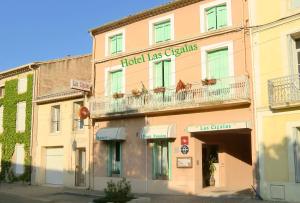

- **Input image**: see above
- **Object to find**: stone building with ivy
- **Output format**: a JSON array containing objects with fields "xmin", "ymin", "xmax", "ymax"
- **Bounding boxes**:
[{"xmin": 0, "ymin": 64, "xmax": 35, "ymax": 182}]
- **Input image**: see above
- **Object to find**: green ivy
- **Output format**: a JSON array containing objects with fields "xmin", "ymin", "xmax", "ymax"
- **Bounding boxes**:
[{"xmin": 0, "ymin": 74, "xmax": 33, "ymax": 182}]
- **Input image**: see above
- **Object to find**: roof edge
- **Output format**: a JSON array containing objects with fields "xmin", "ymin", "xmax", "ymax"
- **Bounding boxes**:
[{"xmin": 89, "ymin": 0, "xmax": 202, "ymax": 35}]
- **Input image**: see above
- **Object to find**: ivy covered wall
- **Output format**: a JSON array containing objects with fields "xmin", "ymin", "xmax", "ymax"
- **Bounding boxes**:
[{"xmin": 0, "ymin": 74, "xmax": 33, "ymax": 182}]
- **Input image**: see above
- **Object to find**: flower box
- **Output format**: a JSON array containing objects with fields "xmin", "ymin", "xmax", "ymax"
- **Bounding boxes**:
[
  {"xmin": 202, "ymin": 78, "xmax": 217, "ymax": 86},
  {"xmin": 112, "ymin": 93, "xmax": 124, "ymax": 99},
  {"xmin": 153, "ymin": 87, "xmax": 166, "ymax": 93}
]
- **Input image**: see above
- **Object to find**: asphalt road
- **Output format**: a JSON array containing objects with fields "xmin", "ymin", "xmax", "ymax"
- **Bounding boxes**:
[{"xmin": 0, "ymin": 192, "xmax": 45, "ymax": 203}]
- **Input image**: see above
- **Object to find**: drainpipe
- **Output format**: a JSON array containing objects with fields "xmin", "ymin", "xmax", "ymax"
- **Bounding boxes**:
[
  {"xmin": 145, "ymin": 115, "xmax": 148, "ymax": 193},
  {"xmin": 89, "ymin": 31, "xmax": 96, "ymax": 190},
  {"xmin": 28, "ymin": 64, "xmax": 37, "ymax": 184}
]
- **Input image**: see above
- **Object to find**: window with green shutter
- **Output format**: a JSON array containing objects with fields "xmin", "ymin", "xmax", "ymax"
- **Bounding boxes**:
[
  {"xmin": 108, "ymin": 142, "xmax": 122, "ymax": 177},
  {"xmin": 206, "ymin": 4, "xmax": 228, "ymax": 31},
  {"xmin": 110, "ymin": 34, "xmax": 123, "ymax": 55},
  {"xmin": 152, "ymin": 141, "xmax": 170, "ymax": 180},
  {"xmin": 110, "ymin": 70, "xmax": 123, "ymax": 94},
  {"xmin": 154, "ymin": 20, "xmax": 171, "ymax": 44},
  {"xmin": 153, "ymin": 60, "xmax": 172, "ymax": 88},
  {"xmin": 207, "ymin": 48, "xmax": 229, "ymax": 79}
]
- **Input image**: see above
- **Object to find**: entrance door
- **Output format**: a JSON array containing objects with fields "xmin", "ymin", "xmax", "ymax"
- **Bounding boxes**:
[
  {"xmin": 202, "ymin": 144, "xmax": 219, "ymax": 188},
  {"xmin": 75, "ymin": 148, "xmax": 86, "ymax": 187}
]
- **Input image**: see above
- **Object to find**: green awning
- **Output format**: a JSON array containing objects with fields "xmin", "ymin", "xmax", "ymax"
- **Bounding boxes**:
[{"xmin": 96, "ymin": 127, "xmax": 126, "ymax": 141}]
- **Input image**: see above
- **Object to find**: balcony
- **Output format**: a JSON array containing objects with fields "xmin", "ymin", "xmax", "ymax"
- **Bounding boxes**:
[
  {"xmin": 268, "ymin": 74, "xmax": 300, "ymax": 109},
  {"xmin": 90, "ymin": 75, "xmax": 250, "ymax": 118}
]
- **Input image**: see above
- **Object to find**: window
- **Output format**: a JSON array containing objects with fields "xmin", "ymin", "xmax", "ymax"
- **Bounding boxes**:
[
  {"xmin": 108, "ymin": 142, "xmax": 122, "ymax": 176},
  {"xmin": 200, "ymin": 0, "xmax": 232, "ymax": 33},
  {"xmin": 51, "ymin": 105, "xmax": 60, "ymax": 133},
  {"xmin": 295, "ymin": 39, "xmax": 300, "ymax": 74},
  {"xmin": 18, "ymin": 77, "xmax": 27, "ymax": 94},
  {"xmin": 73, "ymin": 101, "xmax": 84, "ymax": 131},
  {"xmin": 105, "ymin": 30, "xmax": 125, "ymax": 57},
  {"xmin": 0, "ymin": 106, "xmax": 3, "ymax": 133},
  {"xmin": 110, "ymin": 70, "xmax": 123, "ymax": 95},
  {"xmin": 206, "ymin": 4, "xmax": 227, "ymax": 31},
  {"xmin": 152, "ymin": 141, "xmax": 170, "ymax": 180},
  {"xmin": 16, "ymin": 102, "xmax": 26, "ymax": 132},
  {"xmin": 154, "ymin": 20, "xmax": 171, "ymax": 44},
  {"xmin": 206, "ymin": 48, "xmax": 229, "ymax": 79},
  {"xmin": 14, "ymin": 144, "xmax": 25, "ymax": 175},
  {"xmin": 295, "ymin": 128, "xmax": 300, "ymax": 182},
  {"xmin": 149, "ymin": 14, "xmax": 174, "ymax": 46},
  {"xmin": 153, "ymin": 59, "xmax": 172, "ymax": 88},
  {"xmin": 0, "ymin": 86, "xmax": 4, "ymax": 98},
  {"xmin": 110, "ymin": 34, "xmax": 123, "ymax": 55}
]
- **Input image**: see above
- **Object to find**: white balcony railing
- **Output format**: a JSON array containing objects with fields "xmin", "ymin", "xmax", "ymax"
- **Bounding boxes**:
[
  {"xmin": 90, "ymin": 75, "xmax": 250, "ymax": 117},
  {"xmin": 268, "ymin": 74, "xmax": 300, "ymax": 108}
]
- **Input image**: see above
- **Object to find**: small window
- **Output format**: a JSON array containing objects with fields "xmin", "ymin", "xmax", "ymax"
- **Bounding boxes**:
[
  {"xmin": 152, "ymin": 141, "xmax": 170, "ymax": 180},
  {"xmin": 73, "ymin": 101, "xmax": 84, "ymax": 131},
  {"xmin": 206, "ymin": 48, "xmax": 229, "ymax": 79},
  {"xmin": 153, "ymin": 59, "xmax": 172, "ymax": 88},
  {"xmin": 108, "ymin": 142, "xmax": 122, "ymax": 177},
  {"xmin": 110, "ymin": 34, "xmax": 123, "ymax": 55},
  {"xmin": 0, "ymin": 105, "xmax": 3, "ymax": 133},
  {"xmin": 18, "ymin": 77, "xmax": 27, "ymax": 94},
  {"xmin": 110, "ymin": 70, "xmax": 123, "ymax": 95},
  {"xmin": 154, "ymin": 20, "xmax": 171, "ymax": 44},
  {"xmin": 0, "ymin": 86, "xmax": 5, "ymax": 98},
  {"xmin": 16, "ymin": 102, "xmax": 26, "ymax": 132},
  {"xmin": 205, "ymin": 4, "xmax": 227, "ymax": 31},
  {"xmin": 51, "ymin": 105, "xmax": 60, "ymax": 133}
]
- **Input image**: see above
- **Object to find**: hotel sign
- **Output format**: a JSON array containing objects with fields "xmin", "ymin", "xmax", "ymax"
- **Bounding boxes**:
[
  {"xmin": 70, "ymin": 79, "xmax": 91, "ymax": 92},
  {"xmin": 186, "ymin": 121, "xmax": 251, "ymax": 133}
]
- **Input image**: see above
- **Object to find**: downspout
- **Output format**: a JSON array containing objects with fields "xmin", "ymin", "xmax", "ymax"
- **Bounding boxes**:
[
  {"xmin": 28, "ymin": 64, "xmax": 37, "ymax": 184},
  {"xmin": 89, "ymin": 31, "xmax": 96, "ymax": 190}
]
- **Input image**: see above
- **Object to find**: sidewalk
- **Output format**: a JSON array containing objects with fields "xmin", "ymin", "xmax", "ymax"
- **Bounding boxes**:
[{"xmin": 0, "ymin": 183, "xmax": 297, "ymax": 203}]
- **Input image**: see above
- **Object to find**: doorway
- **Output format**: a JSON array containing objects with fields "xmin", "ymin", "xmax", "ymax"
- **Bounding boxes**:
[
  {"xmin": 202, "ymin": 144, "xmax": 219, "ymax": 188},
  {"xmin": 75, "ymin": 148, "xmax": 86, "ymax": 187}
]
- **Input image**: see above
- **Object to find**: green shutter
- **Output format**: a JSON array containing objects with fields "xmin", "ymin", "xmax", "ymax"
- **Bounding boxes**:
[
  {"xmin": 154, "ymin": 61, "xmax": 163, "ymax": 88},
  {"xmin": 168, "ymin": 142, "xmax": 172, "ymax": 180},
  {"xmin": 206, "ymin": 7, "xmax": 217, "ymax": 31},
  {"xmin": 163, "ymin": 60, "xmax": 172, "ymax": 87},
  {"xmin": 108, "ymin": 142, "xmax": 113, "ymax": 176},
  {"xmin": 110, "ymin": 36, "xmax": 117, "ymax": 55},
  {"xmin": 111, "ymin": 70, "xmax": 123, "ymax": 94},
  {"xmin": 207, "ymin": 48, "xmax": 229, "ymax": 79},
  {"xmin": 116, "ymin": 34, "xmax": 123, "ymax": 53},
  {"xmin": 163, "ymin": 21, "xmax": 171, "ymax": 41},
  {"xmin": 152, "ymin": 143, "xmax": 157, "ymax": 179},
  {"xmin": 154, "ymin": 21, "xmax": 171, "ymax": 43},
  {"xmin": 217, "ymin": 5, "xmax": 227, "ymax": 29}
]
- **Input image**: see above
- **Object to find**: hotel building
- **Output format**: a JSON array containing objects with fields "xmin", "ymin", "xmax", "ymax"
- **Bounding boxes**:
[{"xmin": 89, "ymin": 0, "xmax": 255, "ymax": 194}]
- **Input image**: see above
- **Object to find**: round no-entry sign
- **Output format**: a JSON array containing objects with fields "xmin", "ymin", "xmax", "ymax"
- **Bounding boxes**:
[{"xmin": 181, "ymin": 145, "xmax": 189, "ymax": 155}]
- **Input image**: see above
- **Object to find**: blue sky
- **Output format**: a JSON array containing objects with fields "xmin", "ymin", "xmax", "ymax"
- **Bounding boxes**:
[{"xmin": 0, "ymin": 0, "xmax": 171, "ymax": 70}]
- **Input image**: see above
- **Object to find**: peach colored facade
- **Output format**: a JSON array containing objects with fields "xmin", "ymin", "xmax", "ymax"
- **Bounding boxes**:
[{"xmin": 90, "ymin": 0, "xmax": 255, "ymax": 194}]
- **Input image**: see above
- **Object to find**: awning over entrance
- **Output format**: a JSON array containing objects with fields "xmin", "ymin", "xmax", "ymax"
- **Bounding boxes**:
[
  {"xmin": 140, "ymin": 125, "xmax": 176, "ymax": 139},
  {"xmin": 186, "ymin": 121, "xmax": 251, "ymax": 133},
  {"xmin": 96, "ymin": 127, "xmax": 126, "ymax": 141}
]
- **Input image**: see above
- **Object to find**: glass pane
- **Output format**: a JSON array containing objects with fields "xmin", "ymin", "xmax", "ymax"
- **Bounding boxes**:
[{"xmin": 296, "ymin": 39, "xmax": 300, "ymax": 49}]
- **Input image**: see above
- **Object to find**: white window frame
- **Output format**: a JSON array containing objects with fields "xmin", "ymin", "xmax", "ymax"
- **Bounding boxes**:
[
  {"xmin": 17, "ymin": 77, "xmax": 27, "ymax": 94},
  {"xmin": 149, "ymin": 55, "xmax": 176, "ymax": 89},
  {"xmin": 16, "ymin": 101, "xmax": 26, "ymax": 133},
  {"xmin": 104, "ymin": 65, "xmax": 126, "ymax": 96},
  {"xmin": 200, "ymin": 41, "xmax": 234, "ymax": 80},
  {"xmin": 14, "ymin": 143, "xmax": 25, "ymax": 175},
  {"xmin": 105, "ymin": 29, "xmax": 126, "ymax": 57},
  {"xmin": 148, "ymin": 14, "xmax": 175, "ymax": 46},
  {"xmin": 51, "ymin": 105, "xmax": 60, "ymax": 133},
  {"xmin": 200, "ymin": 0, "xmax": 232, "ymax": 33}
]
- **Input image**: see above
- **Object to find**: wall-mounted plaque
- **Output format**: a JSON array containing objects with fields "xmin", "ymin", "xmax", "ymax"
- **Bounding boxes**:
[{"xmin": 176, "ymin": 157, "xmax": 193, "ymax": 168}]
